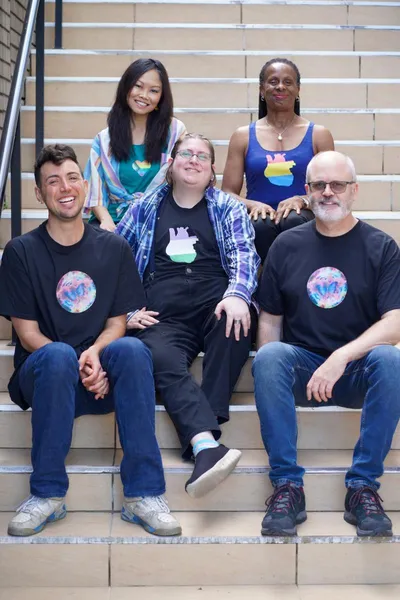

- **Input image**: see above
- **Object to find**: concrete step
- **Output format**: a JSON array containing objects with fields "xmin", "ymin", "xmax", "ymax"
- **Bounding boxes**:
[
  {"xmin": 1, "ymin": 448, "xmax": 400, "ymax": 512},
  {"xmin": 24, "ymin": 76, "xmax": 400, "ymax": 109},
  {"xmin": 42, "ymin": 23, "xmax": 400, "ymax": 52},
  {"xmin": 31, "ymin": 49, "xmax": 400, "ymax": 79},
  {"xmin": 0, "ymin": 511, "xmax": 400, "ymax": 586},
  {"xmin": 2, "ymin": 391, "xmax": 400, "ymax": 451},
  {"xmin": 0, "ymin": 321, "xmax": 11, "ymax": 340},
  {"xmin": 1, "ymin": 586, "xmax": 400, "ymax": 600},
  {"xmin": 20, "ymin": 106, "xmax": 400, "ymax": 143},
  {"xmin": 43, "ymin": 1, "xmax": 400, "ymax": 27}
]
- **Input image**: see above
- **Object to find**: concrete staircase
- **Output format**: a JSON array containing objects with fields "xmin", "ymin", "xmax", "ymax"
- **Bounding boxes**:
[{"xmin": 1, "ymin": 0, "xmax": 400, "ymax": 595}]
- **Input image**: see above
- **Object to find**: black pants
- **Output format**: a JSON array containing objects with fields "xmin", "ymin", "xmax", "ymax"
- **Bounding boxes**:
[
  {"xmin": 132, "ymin": 273, "xmax": 256, "ymax": 458},
  {"xmin": 253, "ymin": 209, "xmax": 315, "ymax": 262}
]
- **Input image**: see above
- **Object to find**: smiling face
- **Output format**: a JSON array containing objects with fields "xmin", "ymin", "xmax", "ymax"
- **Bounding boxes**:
[
  {"xmin": 305, "ymin": 153, "xmax": 358, "ymax": 224},
  {"xmin": 260, "ymin": 62, "xmax": 300, "ymax": 112},
  {"xmin": 170, "ymin": 137, "xmax": 215, "ymax": 190},
  {"xmin": 35, "ymin": 159, "xmax": 87, "ymax": 222},
  {"xmin": 127, "ymin": 69, "xmax": 162, "ymax": 116}
]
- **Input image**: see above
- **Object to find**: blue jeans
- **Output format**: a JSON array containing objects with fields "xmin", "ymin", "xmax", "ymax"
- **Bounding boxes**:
[
  {"xmin": 252, "ymin": 341, "xmax": 400, "ymax": 490},
  {"xmin": 18, "ymin": 338, "xmax": 166, "ymax": 498}
]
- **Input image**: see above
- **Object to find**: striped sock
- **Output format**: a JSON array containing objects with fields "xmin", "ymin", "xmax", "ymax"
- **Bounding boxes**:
[{"xmin": 192, "ymin": 439, "xmax": 219, "ymax": 457}]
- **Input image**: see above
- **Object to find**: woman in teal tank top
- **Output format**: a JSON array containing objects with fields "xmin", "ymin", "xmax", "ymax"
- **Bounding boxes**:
[
  {"xmin": 84, "ymin": 59, "xmax": 186, "ymax": 231},
  {"xmin": 222, "ymin": 58, "xmax": 334, "ymax": 261}
]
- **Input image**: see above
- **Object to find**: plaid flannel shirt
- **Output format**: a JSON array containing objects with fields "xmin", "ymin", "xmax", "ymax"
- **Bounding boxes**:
[{"xmin": 116, "ymin": 183, "xmax": 260, "ymax": 310}]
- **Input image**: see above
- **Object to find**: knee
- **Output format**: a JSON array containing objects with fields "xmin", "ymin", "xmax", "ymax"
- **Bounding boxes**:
[
  {"xmin": 39, "ymin": 342, "xmax": 78, "ymax": 371},
  {"xmin": 280, "ymin": 211, "xmax": 308, "ymax": 232},
  {"xmin": 367, "ymin": 345, "xmax": 400, "ymax": 371},
  {"xmin": 150, "ymin": 343, "xmax": 183, "ymax": 374},
  {"xmin": 252, "ymin": 341, "xmax": 293, "ymax": 377},
  {"xmin": 106, "ymin": 336, "xmax": 152, "ymax": 365}
]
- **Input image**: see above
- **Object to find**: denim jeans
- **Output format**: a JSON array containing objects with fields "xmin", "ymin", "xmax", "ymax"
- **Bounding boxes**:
[
  {"xmin": 18, "ymin": 338, "xmax": 166, "ymax": 499},
  {"xmin": 252, "ymin": 341, "xmax": 400, "ymax": 490}
]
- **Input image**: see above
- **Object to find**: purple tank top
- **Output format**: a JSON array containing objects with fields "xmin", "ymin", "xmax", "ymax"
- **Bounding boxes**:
[{"xmin": 245, "ymin": 121, "xmax": 315, "ymax": 209}]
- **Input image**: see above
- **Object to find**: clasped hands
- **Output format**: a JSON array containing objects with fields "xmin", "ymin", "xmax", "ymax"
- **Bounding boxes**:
[{"xmin": 79, "ymin": 346, "xmax": 109, "ymax": 400}]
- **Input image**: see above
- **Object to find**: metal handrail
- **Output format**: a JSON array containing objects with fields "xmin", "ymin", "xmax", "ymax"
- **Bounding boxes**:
[{"xmin": 0, "ymin": 0, "xmax": 42, "ymax": 213}]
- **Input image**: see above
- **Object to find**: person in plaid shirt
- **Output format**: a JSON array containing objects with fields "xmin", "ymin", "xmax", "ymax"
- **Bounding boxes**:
[{"xmin": 117, "ymin": 133, "xmax": 260, "ymax": 499}]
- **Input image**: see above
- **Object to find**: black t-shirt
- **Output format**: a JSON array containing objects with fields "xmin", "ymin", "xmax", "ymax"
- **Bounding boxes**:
[
  {"xmin": 258, "ymin": 220, "xmax": 400, "ymax": 356},
  {"xmin": 0, "ymin": 222, "xmax": 145, "ymax": 407},
  {"xmin": 150, "ymin": 190, "xmax": 226, "ymax": 280}
]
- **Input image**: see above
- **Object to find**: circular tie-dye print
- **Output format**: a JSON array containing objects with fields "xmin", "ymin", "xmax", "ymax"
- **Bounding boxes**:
[
  {"xmin": 56, "ymin": 271, "xmax": 96, "ymax": 313},
  {"xmin": 307, "ymin": 267, "xmax": 348, "ymax": 309}
]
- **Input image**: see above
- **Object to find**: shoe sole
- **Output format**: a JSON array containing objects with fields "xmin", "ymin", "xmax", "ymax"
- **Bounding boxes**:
[
  {"xmin": 7, "ymin": 506, "xmax": 67, "ymax": 537},
  {"xmin": 343, "ymin": 512, "xmax": 393, "ymax": 537},
  {"xmin": 186, "ymin": 448, "xmax": 242, "ymax": 499},
  {"xmin": 121, "ymin": 510, "xmax": 182, "ymax": 537},
  {"xmin": 261, "ymin": 511, "xmax": 308, "ymax": 537}
]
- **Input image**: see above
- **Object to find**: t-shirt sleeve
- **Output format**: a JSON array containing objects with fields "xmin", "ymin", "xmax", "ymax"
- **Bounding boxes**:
[
  {"xmin": 0, "ymin": 241, "xmax": 38, "ymax": 321},
  {"xmin": 109, "ymin": 239, "xmax": 146, "ymax": 317},
  {"xmin": 377, "ymin": 237, "xmax": 400, "ymax": 316},
  {"xmin": 256, "ymin": 242, "xmax": 284, "ymax": 315}
]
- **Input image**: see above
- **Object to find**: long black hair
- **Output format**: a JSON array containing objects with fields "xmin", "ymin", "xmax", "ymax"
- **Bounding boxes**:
[
  {"xmin": 107, "ymin": 58, "xmax": 173, "ymax": 163},
  {"xmin": 258, "ymin": 58, "xmax": 301, "ymax": 119}
]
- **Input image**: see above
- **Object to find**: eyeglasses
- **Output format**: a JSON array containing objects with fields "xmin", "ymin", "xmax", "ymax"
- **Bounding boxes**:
[
  {"xmin": 176, "ymin": 149, "xmax": 212, "ymax": 163},
  {"xmin": 307, "ymin": 180, "xmax": 355, "ymax": 194}
]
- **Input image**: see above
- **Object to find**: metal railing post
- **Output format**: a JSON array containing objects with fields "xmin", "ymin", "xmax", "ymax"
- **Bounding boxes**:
[
  {"xmin": 10, "ymin": 115, "xmax": 22, "ymax": 240},
  {"xmin": 35, "ymin": 0, "xmax": 45, "ymax": 156},
  {"xmin": 55, "ymin": 0, "xmax": 63, "ymax": 49}
]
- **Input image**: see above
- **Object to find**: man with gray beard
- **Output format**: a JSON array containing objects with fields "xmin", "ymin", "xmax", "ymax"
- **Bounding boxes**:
[{"xmin": 252, "ymin": 151, "xmax": 400, "ymax": 538}]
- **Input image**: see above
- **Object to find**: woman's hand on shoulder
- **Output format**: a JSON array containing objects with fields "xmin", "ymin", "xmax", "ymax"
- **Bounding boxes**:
[
  {"xmin": 126, "ymin": 307, "xmax": 159, "ymax": 330},
  {"xmin": 248, "ymin": 200, "xmax": 275, "ymax": 221},
  {"xmin": 313, "ymin": 125, "xmax": 335, "ymax": 154},
  {"xmin": 274, "ymin": 196, "xmax": 307, "ymax": 224}
]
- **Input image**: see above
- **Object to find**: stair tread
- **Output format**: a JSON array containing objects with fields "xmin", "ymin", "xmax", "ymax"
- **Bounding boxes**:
[
  {"xmin": 1, "ymin": 447, "xmax": 399, "ymax": 470},
  {"xmin": 1, "ymin": 510, "xmax": 400, "ymax": 541}
]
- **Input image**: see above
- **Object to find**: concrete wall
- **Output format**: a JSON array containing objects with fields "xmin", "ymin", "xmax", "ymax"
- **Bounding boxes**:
[{"xmin": 0, "ymin": 0, "xmax": 30, "ymax": 135}]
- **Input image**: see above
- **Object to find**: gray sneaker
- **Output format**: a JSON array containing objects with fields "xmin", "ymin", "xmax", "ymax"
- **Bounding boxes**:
[
  {"xmin": 8, "ymin": 495, "xmax": 67, "ymax": 536},
  {"xmin": 122, "ymin": 495, "xmax": 182, "ymax": 536}
]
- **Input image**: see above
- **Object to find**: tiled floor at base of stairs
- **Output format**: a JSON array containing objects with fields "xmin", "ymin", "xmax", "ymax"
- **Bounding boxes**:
[
  {"xmin": 0, "ymin": 586, "xmax": 399, "ymax": 600},
  {"xmin": 1, "ymin": 586, "xmax": 400, "ymax": 600}
]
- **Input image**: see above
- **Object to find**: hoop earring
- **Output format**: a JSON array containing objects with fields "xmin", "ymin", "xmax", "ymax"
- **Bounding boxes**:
[{"xmin": 261, "ymin": 96, "xmax": 265, "ymax": 101}]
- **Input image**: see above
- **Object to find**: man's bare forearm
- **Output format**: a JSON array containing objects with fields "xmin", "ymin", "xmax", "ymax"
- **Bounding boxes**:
[
  {"xmin": 257, "ymin": 311, "xmax": 283, "ymax": 349},
  {"xmin": 90, "ymin": 316, "xmax": 126, "ymax": 354},
  {"xmin": 11, "ymin": 318, "xmax": 52, "ymax": 353},
  {"xmin": 333, "ymin": 309, "xmax": 400, "ymax": 364}
]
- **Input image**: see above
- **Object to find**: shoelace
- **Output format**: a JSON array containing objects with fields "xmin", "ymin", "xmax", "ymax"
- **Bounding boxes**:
[
  {"xmin": 265, "ymin": 484, "xmax": 302, "ymax": 515},
  {"xmin": 141, "ymin": 495, "xmax": 170, "ymax": 513},
  {"xmin": 349, "ymin": 486, "xmax": 385, "ymax": 516},
  {"xmin": 16, "ymin": 495, "xmax": 43, "ymax": 514}
]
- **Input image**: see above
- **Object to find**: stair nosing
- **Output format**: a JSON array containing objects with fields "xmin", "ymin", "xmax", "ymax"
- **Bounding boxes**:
[
  {"xmin": 0, "ymin": 532, "xmax": 399, "ymax": 545},
  {"xmin": 25, "ymin": 76, "xmax": 400, "ymax": 83},
  {"xmin": 42, "ymin": 22, "xmax": 400, "ymax": 31}
]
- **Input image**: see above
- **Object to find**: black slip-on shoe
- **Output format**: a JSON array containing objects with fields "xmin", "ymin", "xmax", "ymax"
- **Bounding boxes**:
[{"xmin": 185, "ymin": 444, "xmax": 242, "ymax": 499}]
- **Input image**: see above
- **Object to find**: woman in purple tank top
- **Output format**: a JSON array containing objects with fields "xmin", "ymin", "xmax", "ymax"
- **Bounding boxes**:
[{"xmin": 222, "ymin": 58, "xmax": 334, "ymax": 261}]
